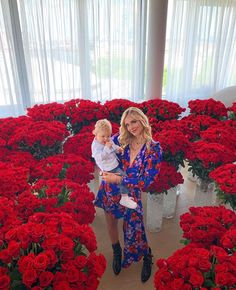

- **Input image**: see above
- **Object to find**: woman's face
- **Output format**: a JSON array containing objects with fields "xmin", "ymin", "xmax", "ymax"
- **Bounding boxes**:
[{"xmin": 124, "ymin": 114, "xmax": 144, "ymax": 137}]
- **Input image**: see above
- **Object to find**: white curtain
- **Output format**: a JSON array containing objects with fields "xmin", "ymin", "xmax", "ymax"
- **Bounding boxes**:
[
  {"xmin": 0, "ymin": 0, "xmax": 147, "ymax": 117},
  {"xmin": 0, "ymin": 0, "xmax": 25, "ymax": 117},
  {"xmin": 164, "ymin": 0, "xmax": 236, "ymax": 108}
]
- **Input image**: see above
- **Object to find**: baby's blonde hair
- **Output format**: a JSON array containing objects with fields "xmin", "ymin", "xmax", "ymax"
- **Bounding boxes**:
[
  {"xmin": 93, "ymin": 119, "xmax": 112, "ymax": 135},
  {"xmin": 119, "ymin": 107, "xmax": 152, "ymax": 149}
]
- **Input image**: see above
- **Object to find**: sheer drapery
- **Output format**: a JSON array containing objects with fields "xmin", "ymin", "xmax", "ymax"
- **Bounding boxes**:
[
  {"xmin": 0, "ymin": 0, "xmax": 147, "ymax": 117},
  {"xmin": 164, "ymin": 0, "xmax": 236, "ymax": 108},
  {"xmin": 0, "ymin": 0, "xmax": 25, "ymax": 117}
]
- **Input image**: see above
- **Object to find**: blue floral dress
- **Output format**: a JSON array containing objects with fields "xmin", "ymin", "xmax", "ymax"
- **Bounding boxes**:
[{"xmin": 94, "ymin": 134, "xmax": 162, "ymax": 268}]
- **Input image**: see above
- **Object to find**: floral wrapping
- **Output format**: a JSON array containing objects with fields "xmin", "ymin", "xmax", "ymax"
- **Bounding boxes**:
[{"xmin": 94, "ymin": 134, "xmax": 162, "ymax": 267}]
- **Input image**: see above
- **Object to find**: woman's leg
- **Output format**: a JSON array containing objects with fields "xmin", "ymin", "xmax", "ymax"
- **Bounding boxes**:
[
  {"xmin": 104, "ymin": 212, "xmax": 119, "ymax": 244},
  {"xmin": 104, "ymin": 212, "xmax": 122, "ymax": 275}
]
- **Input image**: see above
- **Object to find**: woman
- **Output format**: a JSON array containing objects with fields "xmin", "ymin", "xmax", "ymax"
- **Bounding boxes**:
[{"xmin": 94, "ymin": 107, "xmax": 162, "ymax": 283}]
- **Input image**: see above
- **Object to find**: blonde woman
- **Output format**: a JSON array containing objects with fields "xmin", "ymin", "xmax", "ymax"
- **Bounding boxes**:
[{"xmin": 94, "ymin": 107, "xmax": 162, "ymax": 283}]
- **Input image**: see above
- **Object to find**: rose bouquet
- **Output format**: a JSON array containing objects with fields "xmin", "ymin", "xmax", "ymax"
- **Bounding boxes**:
[
  {"xmin": 179, "ymin": 206, "xmax": 236, "ymax": 247},
  {"xmin": 31, "ymin": 154, "xmax": 94, "ymax": 184},
  {"xmin": 63, "ymin": 133, "xmax": 94, "ymax": 161},
  {"xmin": 0, "ymin": 149, "xmax": 37, "ymax": 180},
  {"xmin": 65, "ymin": 99, "xmax": 108, "ymax": 134},
  {"xmin": 30, "ymin": 178, "xmax": 95, "ymax": 224},
  {"xmin": 148, "ymin": 162, "xmax": 184, "ymax": 194},
  {"xmin": 0, "ymin": 212, "xmax": 106, "ymax": 289},
  {"xmin": 200, "ymin": 125, "xmax": 236, "ymax": 151},
  {"xmin": 210, "ymin": 164, "xmax": 236, "ymax": 210},
  {"xmin": 154, "ymin": 129, "xmax": 190, "ymax": 168},
  {"xmin": 103, "ymin": 99, "xmax": 140, "ymax": 123},
  {"xmin": 154, "ymin": 243, "xmax": 236, "ymax": 290},
  {"xmin": 0, "ymin": 162, "xmax": 30, "ymax": 199},
  {"xmin": 142, "ymin": 99, "xmax": 185, "ymax": 121},
  {"xmin": 0, "ymin": 116, "xmax": 32, "ymax": 147},
  {"xmin": 188, "ymin": 98, "xmax": 228, "ymax": 119},
  {"xmin": 27, "ymin": 102, "xmax": 68, "ymax": 124},
  {"xmin": 154, "ymin": 206, "xmax": 236, "ymax": 289},
  {"xmin": 0, "ymin": 197, "xmax": 22, "ymax": 241},
  {"xmin": 186, "ymin": 141, "xmax": 235, "ymax": 182},
  {"xmin": 8, "ymin": 120, "xmax": 69, "ymax": 160},
  {"xmin": 179, "ymin": 115, "xmax": 220, "ymax": 141},
  {"xmin": 149, "ymin": 119, "xmax": 184, "ymax": 136}
]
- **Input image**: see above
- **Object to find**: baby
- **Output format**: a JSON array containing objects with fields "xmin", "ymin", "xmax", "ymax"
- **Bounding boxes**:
[{"xmin": 91, "ymin": 119, "xmax": 137, "ymax": 209}]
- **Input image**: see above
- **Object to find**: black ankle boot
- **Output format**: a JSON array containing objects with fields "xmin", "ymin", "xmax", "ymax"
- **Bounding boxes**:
[
  {"xmin": 112, "ymin": 242, "xmax": 122, "ymax": 275},
  {"xmin": 141, "ymin": 248, "xmax": 153, "ymax": 283}
]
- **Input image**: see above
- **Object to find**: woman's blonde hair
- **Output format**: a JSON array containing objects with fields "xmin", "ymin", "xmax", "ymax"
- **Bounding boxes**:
[
  {"xmin": 93, "ymin": 119, "xmax": 112, "ymax": 135},
  {"xmin": 119, "ymin": 107, "xmax": 152, "ymax": 149}
]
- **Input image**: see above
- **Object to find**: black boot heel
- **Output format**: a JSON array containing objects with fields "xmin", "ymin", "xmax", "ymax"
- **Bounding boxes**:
[
  {"xmin": 112, "ymin": 242, "xmax": 122, "ymax": 275},
  {"xmin": 141, "ymin": 247, "xmax": 153, "ymax": 283}
]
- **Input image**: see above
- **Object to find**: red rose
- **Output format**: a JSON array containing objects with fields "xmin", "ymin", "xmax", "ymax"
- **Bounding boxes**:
[
  {"xmin": 169, "ymin": 278, "xmax": 185, "ymax": 290},
  {"xmin": 65, "ymin": 266, "xmax": 80, "ymax": 283},
  {"xmin": 7, "ymin": 240, "xmax": 20, "ymax": 258},
  {"xmin": 53, "ymin": 281, "xmax": 71, "ymax": 290},
  {"xmin": 18, "ymin": 253, "xmax": 35, "ymax": 273},
  {"xmin": 22, "ymin": 269, "xmax": 38, "ymax": 287},
  {"xmin": 189, "ymin": 271, "xmax": 204, "ymax": 287},
  {"xmin": 59, "ymin": 236, "xmax": 74, "ymax": 253},
  {"xmin": 0, "ymin": 274, "xmax": 10, "ymax": 289},
  {"xmin": 0, "ymin": 249, "xmax": 11, "ymax": 264},
  {"xmin": 44, "ymin": 250, "xmax": 58, "ymax": 268},
  {"xmin": 39, "ymin": 271, "xmax": 54, "ymax": 287},
  {"xmin": 74, "ymin": 255, "xmax": 87, "ymax": 269},
  {"xmin": 215, "ymin": 272, "xmax": 236, "ymax": 286},
  {"xmin": 34, "ymin": 253, "xmax": 49, "ymax": 271}
]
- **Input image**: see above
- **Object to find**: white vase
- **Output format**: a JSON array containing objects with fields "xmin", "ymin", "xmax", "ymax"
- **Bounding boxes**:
[
  {"xmin": 146, "ymin": 192, "xmax": 164, "ymax": 232},
  {"xmin": 163, "ymin": 186, "xmax": 177, "ymax": 219},
  {"xmin": 187, "ymin": 171, "xmax": 198, "ymax": 182},
  {"xmin": 88, "ymin": 165, "xmax": 101, "ymax": 193},
  {"xmin": 193, "ymin": 179, "xmax": 216, "ymax": 207}
]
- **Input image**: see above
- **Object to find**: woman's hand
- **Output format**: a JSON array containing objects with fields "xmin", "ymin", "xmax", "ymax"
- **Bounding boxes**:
[{"xmin": 102, "ymin": 172, "xmax": 122, "ymax": 184}]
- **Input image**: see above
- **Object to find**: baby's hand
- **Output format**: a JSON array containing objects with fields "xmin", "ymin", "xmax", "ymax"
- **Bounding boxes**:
[
  {"xmin": 105, "ymin": 141, "xmax": 113, "ymax": 149},
  {"xmin": 117, "ymin": 146, "xmax": 124, "ymax": 154}
]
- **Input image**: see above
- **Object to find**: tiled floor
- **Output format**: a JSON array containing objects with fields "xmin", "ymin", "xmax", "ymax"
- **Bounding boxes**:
[{"xmin": 90, "ymin": 166, "xmax": 210, "ymax": 290}]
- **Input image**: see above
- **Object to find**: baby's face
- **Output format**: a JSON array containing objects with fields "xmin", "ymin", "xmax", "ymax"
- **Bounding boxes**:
[{"xmin": 96, "ymin": 130, "xmax": 111, "ymax": 145}]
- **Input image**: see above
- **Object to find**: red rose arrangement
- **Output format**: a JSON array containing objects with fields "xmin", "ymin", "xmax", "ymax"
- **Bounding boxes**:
[
  {"xmin": 210, "ymin": 164, "xmax": 236, "ymax": 210},
  {"xmin": 30, "ymin": 178, "xmax": 95, "ymax": 224},
  {"xmin": 63, "ymin": 133, "xmax": 94, "ymax": 161},
  {"xmin": 65, "ymin": 99, "xmax": 108, "ymax": 134},
  {"xmin": 179, "ymin": 114, "xmax": 220, "ymax": 141},
  {"xmin": 154, "ymin": 207, "xmax": 236, "ymax": 289},
  {"xmin": 154, "ymin": 243, "xmax": 236, "ymax": 289},
  {"xmin": 0, "ymin": 212, "xmax": 106, "ymax": 289},
  {"xmin": 200, "ymin": 125, "xmax": 236, "ymax": 151},
  {"xmin": 142, "ymin": 99, "xmax": 185, "ymax": 120},
  {"xmin": 0, "ymin": 149, "xmax": 37, "ymax": 180},
  {"xmin": 149, "ymin": 119, "xmax": 183, "ymax": 135},
  {"xmin": 0, "ymin": 197, "xmax": 21, "ymax": 241},
  {"xmin": 0, "ymin": 116, "xmax": 32, "ymax": 147},
  {"xmin": 8, "ymin": 120, "xmax": 69, "ymax": 160},
  {"xmin": 31, "ymin": 154, "xmax": 94, "ymax": 184},
  {"xmin": 154, "ymin": 129, "xmax": 190, "ymax": 168},
  {"xmin": 148, "ymin": 162, "xmax": 184, "ymax": 194},
  {"xmin": 0, "ymin": 162, "xmax": 30, "ymax": 199},
  {"xmin": 188, "ymin": 98, "xmax": 228, "ymax": 119},
  {"xmin": 180, "ymin": 206, "xmax": 236, "ymax": 248},
  {"xmin": 27, "ymin": 102, "xmax": 68, "ymax": 124},
  {"xmin": 103, "ymin": 99, "xmax": 140, "ymax": 123},
  {"xmin": 186, "ymin": 140, "xmax": 235, "ymax": 182}
]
